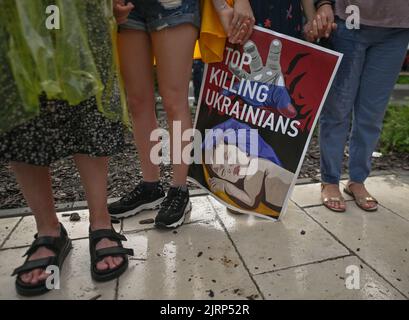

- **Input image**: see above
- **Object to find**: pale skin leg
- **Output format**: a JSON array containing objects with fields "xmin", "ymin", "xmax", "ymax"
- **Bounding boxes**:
[
  {"xmin": 151, "ymin": 24, "xmax": 198, "ymax": 186},
  {"xmin": 73, "ymin": 155, "xmax": 123, "ymax": 271},
  {"xmin": 117, "ymin": 29, "xmax": 160, "ymax": 182},
  {"xmin": 11, "ymin": 162, "xmax": 59, "ymax": 285},
  {"xmin": 12, "ymin": 156, "xmax": 123, "ymax": 285}
]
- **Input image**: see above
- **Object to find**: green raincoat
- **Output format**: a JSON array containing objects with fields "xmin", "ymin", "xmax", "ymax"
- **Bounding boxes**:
[{"xmin": 0, "ymin": 0, "xmax": 128, "ymax": 134}]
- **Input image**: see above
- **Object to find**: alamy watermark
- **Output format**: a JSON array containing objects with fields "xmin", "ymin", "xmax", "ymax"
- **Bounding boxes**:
[
  {"xmin": 149, "ymin": 122, "xmax": 261, "ymax": 175},
  {"xmin": 345, "ymin": 265, "xmax": 360, "ymax": 290},
  {"xmin": 45, "ymin": 5, "xmax": 60, "ymax": 30},
  {"xmin": 345, "ymin": 5, "xmax": 361, "ymax": 30},
  {"xmin": 45, "ymin": 265, "xmax": 60, "ymax": 290}
]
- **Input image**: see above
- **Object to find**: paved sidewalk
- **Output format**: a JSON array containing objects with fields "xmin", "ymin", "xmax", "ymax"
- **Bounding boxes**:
[
  {"xmin": 0, "ymin": 174, "xmax": 408, "ymax": 300},
  {"xmin": 391, "ymin": 84, "xmax": 409, "ymax": 105}
]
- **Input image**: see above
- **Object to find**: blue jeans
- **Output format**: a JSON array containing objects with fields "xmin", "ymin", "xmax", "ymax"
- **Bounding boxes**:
[{"xmin": 320, "ymin": 19, "xmax": 409, "ymax": 184}]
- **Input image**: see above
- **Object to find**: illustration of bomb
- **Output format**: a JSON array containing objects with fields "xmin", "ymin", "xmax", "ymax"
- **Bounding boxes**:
[{"xmin": 228, "ymin": 39, "xmax": 297, "ymax": 119}]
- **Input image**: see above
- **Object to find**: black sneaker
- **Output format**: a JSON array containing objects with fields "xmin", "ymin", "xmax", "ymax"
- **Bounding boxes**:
[
  {"xmin": 108, "ymin": 182, "xmax": 165, "ymax": 219},
  {"xmin": 155, "ymin": 187, "xmax": 192, "ymax": 229}
]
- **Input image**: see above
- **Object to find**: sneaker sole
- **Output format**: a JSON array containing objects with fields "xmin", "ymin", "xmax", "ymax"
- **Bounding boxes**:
[
  {"xmin": 109, "ymin": 197, "xmax": 165, "ymax": 219},
  {"xmin": 155, "ymin": 201, "xmax": 192, "ymax": 229}
]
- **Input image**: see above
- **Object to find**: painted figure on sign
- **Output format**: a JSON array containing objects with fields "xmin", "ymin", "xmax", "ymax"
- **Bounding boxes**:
[
  {"xmin": 226, "ymin": 39, "xmax": 297, "ymax": 118},
  {"xmin": 202, "ymin": 119, "xmax": 294, "ymax": 216}
]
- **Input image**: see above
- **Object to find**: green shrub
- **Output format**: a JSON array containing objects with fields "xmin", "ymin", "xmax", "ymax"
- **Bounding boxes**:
[
  {"xmin": 397, "ymin": 76, "xmax": 409, "ymax": 85},
  {"xmin": 381, "ymin": 106, "xmax": 409, "ymax": 153}
]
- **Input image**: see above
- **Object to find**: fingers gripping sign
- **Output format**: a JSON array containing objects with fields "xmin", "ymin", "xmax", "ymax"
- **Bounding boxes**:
[
  {"xmin": 303, "ymin": 4, "xmax": 337, "ymax": 42},
  {"xmin": 227, "ymin": 40, "xmax": 297, "ymax": 118},
  {"xmin": 113, "ymin": 0, "xmax": 134, "ymax": 25}
]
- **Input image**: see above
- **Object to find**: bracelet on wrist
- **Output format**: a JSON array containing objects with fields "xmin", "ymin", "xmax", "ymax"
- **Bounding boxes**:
[{"xmin": 316, "ymin": 1, "xmax": 333, "ymax": 9}]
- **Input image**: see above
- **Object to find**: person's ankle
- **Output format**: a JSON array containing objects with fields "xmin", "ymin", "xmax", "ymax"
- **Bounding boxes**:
[
  {"xmin": 37, "ymin": 221, "xmax": 60, "ymax": 237},
  {"xmin": 90, "ymin": 213, "xmax": 112, "ymax": 231},
  {"xmin": 170, "ymin": 184, "xmax": 188, "ymax": 192},
  {"xmin": 142, "ymin": 180, "xmax": 160, "ymax": 191},
  {"xmin": 322, "ymin": 182, "xmax": 340, "ymax": 189},
  {"xmin": 90, "ymin": 222, "xmax": 112, "ymax": 231},
  {"xmin": 348, "ymin": 181, "xmax": 365, "ymax": 189}
]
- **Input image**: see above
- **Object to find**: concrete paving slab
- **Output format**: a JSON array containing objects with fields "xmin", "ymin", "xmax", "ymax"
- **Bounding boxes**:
[
  {"xmin": 306, "ymin": 203, "xmax": 409, "ymax": 298},
  {"xmin": 362, "ymin": 175, "xmax": 409, "ymax": 221},
  {"xmin": 0, "ymin": 217, "xmax": 20, "ymax": 248},
  {"xmin": 254, "ymin": 256, "xmax": 405, "ymax": 300},
  {"xmin": 118, "ymin": 220, "xmax": 261, "ymax": 300},
  {"xmin": 209, "ymin": 198, "xmax": 349, "ymax": 275}
]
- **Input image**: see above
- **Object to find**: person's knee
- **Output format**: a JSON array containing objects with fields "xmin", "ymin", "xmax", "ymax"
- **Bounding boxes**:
[
  {"xmin": 127, "ymin": 93, "xmax": 154, "ymax": 114},
  {"xmin": 354, "ymin": 116, "xmax": 384, "ymax": 135},
  {"xmin": 321, "ymin": 105, "xmax": 352, "ymax": 125},
  {"xmin": 160, "ymin": 87, "xmax": 188, "ymax": 118}
]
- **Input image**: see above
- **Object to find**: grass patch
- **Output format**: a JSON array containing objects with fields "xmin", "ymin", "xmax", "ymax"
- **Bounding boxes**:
[
  {"xmin": 397, "ymin": 75, "xmax": 409, "ymax": 85},
  {"xmin": 381, "ymin": 105, "xmax": 409, "ymax": 153}
]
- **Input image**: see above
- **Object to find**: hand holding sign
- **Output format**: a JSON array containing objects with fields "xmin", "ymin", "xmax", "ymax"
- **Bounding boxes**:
[
  {"xmin": 229, "ymin": 40, "xmax": 297, "ymax": 118},
  {"xmin": 113, "ymin": 0, "xmax": 134, "ymax": 25}
]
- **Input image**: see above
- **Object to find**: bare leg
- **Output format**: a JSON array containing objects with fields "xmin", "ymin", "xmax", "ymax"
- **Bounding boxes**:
[
  {"xmin": 11, "ymin": 162, "xmax": 59, "ymax": 285},
  {"xmin": 73, "ymin": 154, "xmax": 123, "ymax": 271},
  {"xmin": 118, "ymin": 30, "xmax": 160, "ymax": 183},
  {"xmin": 151, "ymin": 24, "xmax": 198, "ymax": 186}
]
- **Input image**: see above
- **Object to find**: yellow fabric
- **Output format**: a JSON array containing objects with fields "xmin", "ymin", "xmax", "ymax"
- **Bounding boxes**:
[
  {"xmin": 195, "ymin": 0, "xmax": 234, "ymax": 63},
  {"xmin": 193, "ymin": 43, "xmax": 202, "ymax": 60}
]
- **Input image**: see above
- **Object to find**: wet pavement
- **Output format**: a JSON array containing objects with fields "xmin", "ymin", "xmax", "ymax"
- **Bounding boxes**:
[{"xmin": 0, "ymin": 173, "xmax": 408, "ymax": 300}]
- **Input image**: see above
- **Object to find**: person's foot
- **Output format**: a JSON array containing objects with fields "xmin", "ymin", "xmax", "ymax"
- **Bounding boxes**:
[
  {"xmin": 15, "ymin": 224, "xmax": 72, "ymax": 295},
  {"xmin": 88, "ymin": 223, "xmax": 133, "ymax": 282},
  {"xmin": 19, "ymin": 227, "xmax": 60, "ymax": 285},
  {"xmin": 19, "ymin": 246, "xmax": 56, "ymax": 285},
  {"xmin": 90, "ymin": 220, "xmax": 125, "ymax": 271},
  {"xmin": 94, "ymin": 237, "xmax": 123, "ymax": 271},
  {"xmin": 344, "ymin": 182, "xmax": 378, "ymax": 211},
  {"xmin": 108, "ymin": 182, "xmax": 165, "ymax": 219},
  {"xmin": 321, "ymin": 183, "xmax": 346, "ymax": 212},
  {"xmin": 155, "ymin": 186, "xmax": 191, "ymax": 229}
]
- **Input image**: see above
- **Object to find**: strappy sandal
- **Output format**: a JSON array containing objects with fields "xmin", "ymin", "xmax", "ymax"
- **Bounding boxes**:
[
  {"xmin": 344, "ymin": 182, "xmax": 378, "ymax": 212},
  {"xmin": 89, "ymin": 227, "xmax": 134, "ymax": 282},
  {"xmin": 12, "ymin": 223, "xmax": 72, "ymax": 297},
  {"xmin": 321, "ymin": 184, "xmax": 346, "ymax": 213}
]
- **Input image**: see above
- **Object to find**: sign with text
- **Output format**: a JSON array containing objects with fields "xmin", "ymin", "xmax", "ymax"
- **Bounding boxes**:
[{"xmin": 189, "ymin": 26, "xmax": 342, "ymax": 220}]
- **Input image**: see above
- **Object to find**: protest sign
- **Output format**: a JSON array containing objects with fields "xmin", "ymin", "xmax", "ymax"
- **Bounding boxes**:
[{"xmin": 188, "ymin": 26, "xmax": 342, "ymax": 220}]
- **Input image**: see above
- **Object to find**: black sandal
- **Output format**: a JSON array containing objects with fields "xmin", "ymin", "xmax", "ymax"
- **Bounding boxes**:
[
  {"xmin": 89, "ymin": 227, "xmax": 134, "ymax": 282},
  {"xmin": 12, "ymin": 223, "xmax": 72, "ymax": 297}
]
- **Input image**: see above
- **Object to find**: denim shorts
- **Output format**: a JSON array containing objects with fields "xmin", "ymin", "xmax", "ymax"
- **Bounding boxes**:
[{"xmin": 121, "ymin": 0, "xmax": 201, "ymax": 32}]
